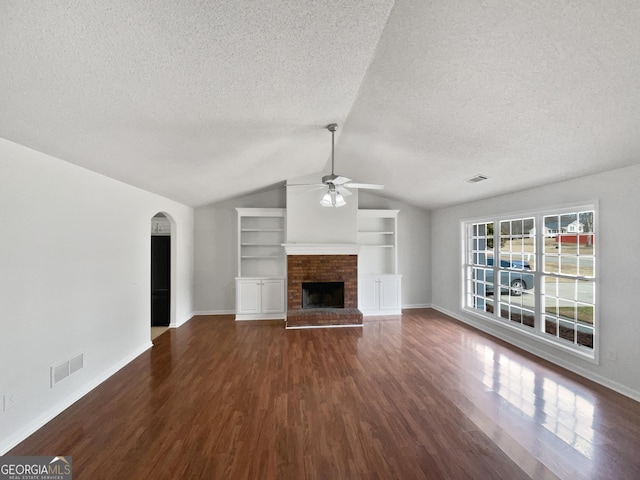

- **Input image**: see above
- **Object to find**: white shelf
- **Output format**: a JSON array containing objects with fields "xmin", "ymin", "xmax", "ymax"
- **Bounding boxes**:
[
  {"xmin": 237, "ymin": 208, "xmax": 286, "ymax": 278},
  {"xmin": 236, "ymin": 208, "xmax": 287, "ymax": 320},
  {"xmin": 357, "ymin": 209, "xmax": 399, "ymax": 275},
  {"xmin": 241, "ymin": 243, "xmax": 283, "ymax": 246},
  {"xmin": 357, "ymin": 209, "xmax": 401, "ymax": 315},
  {"xmin": 241, "ymin": 228, "xmax": 284, "ymax": 232}
]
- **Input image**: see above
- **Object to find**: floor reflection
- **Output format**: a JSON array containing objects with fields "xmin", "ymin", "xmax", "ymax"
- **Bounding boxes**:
[{"xmin": 474, "ymin": 343, "xmax": 595, "ymax": 460}]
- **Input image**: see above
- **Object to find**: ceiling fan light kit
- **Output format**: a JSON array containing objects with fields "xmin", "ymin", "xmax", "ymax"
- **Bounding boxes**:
[
  {"xmin": 321, "ymin": 184, "xmax": 347, "ymax": 207},
  {"xmin": 318, "ymin": 123, "xmax": 384, "ymax": 208}
]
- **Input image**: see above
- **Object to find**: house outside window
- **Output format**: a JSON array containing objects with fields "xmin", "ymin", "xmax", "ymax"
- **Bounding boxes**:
[{"xmin": 463, "ymin": 206, "xmax": 596, "ymax": 358}]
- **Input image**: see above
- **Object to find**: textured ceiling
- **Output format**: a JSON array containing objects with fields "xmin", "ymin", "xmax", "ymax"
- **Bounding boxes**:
[{"xmin": 2, "ymin": 1, "xmax": 639, "ymax": 208}]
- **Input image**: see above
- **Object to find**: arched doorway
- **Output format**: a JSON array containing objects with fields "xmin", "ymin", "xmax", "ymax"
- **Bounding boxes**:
[{"xmin": 151, "ymin": 213, "xmax": 172, "ymax": 338}]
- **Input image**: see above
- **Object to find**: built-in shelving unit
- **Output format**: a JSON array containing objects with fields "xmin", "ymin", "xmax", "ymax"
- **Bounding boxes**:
[
  {"xmin": 237, "ymin": 208, "xmax": 286, "ymax": 278},
  {"xmin": 357, "ymin": 209, "xmax": 402, "ymax": 315},
  {"xmin": 236, "ymin": 208, "xmax": 286, "ymax": 320},
  {"xmin": 357, "ymin": 209, "xmax": 399, "ymax": 275}
]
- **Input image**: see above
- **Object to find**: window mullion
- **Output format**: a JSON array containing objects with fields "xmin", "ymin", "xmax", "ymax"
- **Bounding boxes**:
[
  {"xmin": 493, "ymin": 218, "xmax": 500, "ymax": 320},
  {"xmin": 534, "ymin": 213, "xmax": 543, "ymax": 333}
]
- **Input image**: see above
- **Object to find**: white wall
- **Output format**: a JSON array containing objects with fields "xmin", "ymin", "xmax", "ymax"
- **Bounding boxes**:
[
  {"xmin": 359, "ymin": 192, "xmax": 432, "ymax": 308},
  {"xmin": 0, "ymin": 138, "xmax": 194, "ymax": 453},
  {"xmin": 193, "ymin": 188, "xmax": 286, "ymax": 313},
  {"xmin": 431, "ymin": 163, "xmax": 640, "ymax": 400},
  {"xmin": 285, "ymin": 174, "xmax": 358, "ymax": 244},
  {"xmin": 193, "ymin": 187, "xmax": 431, "ymax": 313}
]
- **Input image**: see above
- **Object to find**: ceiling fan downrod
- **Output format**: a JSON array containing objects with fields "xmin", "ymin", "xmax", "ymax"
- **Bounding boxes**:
[
  {"xmin": 328, "ymin": 123, "xmax": 337, "ymax": 176},
  {"xmin": 324, "ymin": 123, "xmax": 339, "ymax": 185}
]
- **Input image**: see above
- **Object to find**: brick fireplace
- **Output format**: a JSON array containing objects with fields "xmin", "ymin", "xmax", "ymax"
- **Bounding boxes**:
[{"xmin": 285, "ymin": 248, "xmax": 363, "ymax": 328}]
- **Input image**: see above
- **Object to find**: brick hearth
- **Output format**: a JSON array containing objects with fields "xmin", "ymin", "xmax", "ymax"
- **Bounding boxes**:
[{"xmin": 286, "ymin": 254, "xmax": 363, "ymax": 328}]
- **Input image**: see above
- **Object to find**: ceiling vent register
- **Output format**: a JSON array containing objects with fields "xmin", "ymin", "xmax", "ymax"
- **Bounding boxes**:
[{"xmin": 466, "ymin": 174, "xmax": 489, "ymax": 184}]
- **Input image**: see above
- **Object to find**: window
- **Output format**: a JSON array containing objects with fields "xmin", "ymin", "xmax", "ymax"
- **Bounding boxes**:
[
  {"xmin": 464, "ymin": 207, "xmax": 596, "ymax": 357},
  {"xmin": 498, "ymin": 217, "xmax": 536, "ymax": 328},
  {"xmin": 466, "ymin": 221, "xmax": 494, "ymax": 315},
  {"xmin": 542, "ymin": 212, "xmax": 595, "ymax": 349}
]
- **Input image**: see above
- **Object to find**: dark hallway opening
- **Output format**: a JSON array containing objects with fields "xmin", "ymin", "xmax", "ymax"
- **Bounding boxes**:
[{"xmin": 151, "ymin": 234, "xmax": 170, "ymax": 327}]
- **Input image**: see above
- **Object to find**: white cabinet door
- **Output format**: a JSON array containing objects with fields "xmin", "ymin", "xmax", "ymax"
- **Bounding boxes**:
[
  {"xmin": 236, "ymin": 280, "xmax": 261, "ymax": 315},
  {"xmin": 358, "ymin": 275, "xmax": 379, "ymax": 313},
  {"xmin": 236, "ymin": 277, "xmax": 286, "ymax": 320},
  {"xmin": 261, "ymin": 279, "xmax": 285, "ymax": 314},
  {"xmin": 379, "ymin": 275, "xmax": 401, "ymax": 312},
  {"xmin": 358, "ymin": 275, "xmax": 402, "ymax": 315}
]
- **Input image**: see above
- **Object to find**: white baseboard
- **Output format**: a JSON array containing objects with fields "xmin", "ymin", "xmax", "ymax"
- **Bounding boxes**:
[
  {"xmin": 191, "ymin": 307, "xmax": 435, "ymax": 317},
  {"xmin": 0, "ymin": 342, "xmax": 152, "ymax": 455},
  {"xmin": 170, "ymin": 314, "xmax": 197, "ymax": 328},
  {"xmin": 401, "ymin": 303, "xmax": 432, "ymax": 310},
  {"xmin": 285, "ymin": 324, "xmax": 363, "ymax": 330},
  {"xmin": 362, "ymin": 310, "xmax": 402, "ymax": 316},
  {"xmin": 191, "ymin": 310, "xmax": 236, "ymax": 316},
  {"xmin": 430, "ymin": 304, "xmax": 640, "ymax": 403},
  {"xmin": 236, "ymin": 313, "xmax": 286, "ymax": 321}
]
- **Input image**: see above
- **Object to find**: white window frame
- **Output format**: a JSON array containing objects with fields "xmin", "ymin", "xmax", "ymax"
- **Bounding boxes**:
[{"xmin": 462, "ymin": 203, "xmax": 598, "ymax": 362}]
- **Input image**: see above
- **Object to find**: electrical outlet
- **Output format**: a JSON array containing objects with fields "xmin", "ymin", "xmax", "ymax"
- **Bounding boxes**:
[{"xmin": 3, "ymin": 393, "xmax": 16, "ymax": 411}]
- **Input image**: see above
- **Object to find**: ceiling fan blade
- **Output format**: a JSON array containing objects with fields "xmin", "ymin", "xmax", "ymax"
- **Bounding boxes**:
[
  {"xmin": 332, "ymin": 175, "xmax": 352, "ymax": 185},
  {"xmin": 294, "ymin": 185, "xmax": 327, "ymax": 195},
  {"xmin": 336, "ymin": 186, "xmax": 353, "ymax": 197},
  {"xmin": 343, "ymin": 182, "xmax": 384, "ymax": 190}
]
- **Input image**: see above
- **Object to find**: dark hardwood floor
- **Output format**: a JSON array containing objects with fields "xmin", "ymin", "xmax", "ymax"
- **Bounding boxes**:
[{"xmin": 9, "ymin": 309, "xmax": 640, "ymax": 479}]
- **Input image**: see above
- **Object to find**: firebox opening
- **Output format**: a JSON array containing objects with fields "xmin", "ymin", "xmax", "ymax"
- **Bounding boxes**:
[{"xmin": 302, "ymin": 282, "xmax": 345, "ymax": 309}]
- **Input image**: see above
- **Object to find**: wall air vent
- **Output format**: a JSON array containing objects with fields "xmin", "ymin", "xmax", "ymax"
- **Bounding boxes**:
[
  {"xmin": 51, "ymin": 353, "xmax": 84, "ymax": 387},
  {"xmin": 51, "ymin": 361, "xmax": 69, "ymax": 386},
  {"xmin": 69, "ymin": 353, "xmax": 84, "ymax": 375},
  {"xmin": 465, "ymin": 174, "xmax": 489, "ymax": 184}
]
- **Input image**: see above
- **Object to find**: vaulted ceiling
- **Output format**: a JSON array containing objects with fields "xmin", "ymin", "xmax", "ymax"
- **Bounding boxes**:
[{"xmin": 2, "ymin": 1, "xmax": 639, "ymax": 208}]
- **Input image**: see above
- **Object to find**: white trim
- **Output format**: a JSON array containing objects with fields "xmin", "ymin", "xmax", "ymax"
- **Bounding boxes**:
[
  {"xmin": 461, "ymin": 202, "xmax": 599, "ymax": 360},
  {"xmin": 235, "ymin": 313, "xmax": 286, "ymax": 321},
  {"xmin": 234, "ymin": 276, "xmax": 286, "ymax": 281},
  {"xmin": 461, "ymin": 305, "xmax": 596, "ymax": 363},
  {"xmin": 170, "ymin": 313, "xmax": 197, "ymax": 328},
  {"xmin": 0, "ymin": 342, "xmax": 152, "ymax": 455},
  {"xmin": 282, "ymin": 243, "xmax": 360, "ymax": 255},
  {"xmin": 401, "ymin": 303, "xmax": 432, "ymax": 309},
  {"xmin": 460, "ymin": 200, "xmax": 599, "ymax": 224},
  {"xmin": 432, "ymin": 304, "xmax": 640, "ymax": 403},
  {"xmin": 236, "ymin": 207, "xmax": 285, "ymax": 217},
  {"xmin": 362, "ymin": 309, "xmax": 402, "ymax": 316},
  {"xmin": 191, "ymin": 310, "xmax": 237, "ymax": 316},
  {"xmin": 357, "ymin": 209, "xmax": 399, "ymax": 218},
  {"xmin": 151, "ymin": 211, "xmax": 178, "ymax": 330},
  {"xmin": 285, "ymin": 323, "xmax": 363, "ymax": 330}
]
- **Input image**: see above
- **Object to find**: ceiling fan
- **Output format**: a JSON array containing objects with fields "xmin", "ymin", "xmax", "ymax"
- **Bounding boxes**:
[{"xmin": 294, "ymin": 123, "xmax": 384, "ymax": 207}]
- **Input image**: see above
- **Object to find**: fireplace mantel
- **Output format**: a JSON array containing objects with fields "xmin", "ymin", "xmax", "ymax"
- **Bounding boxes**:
[{"xmin": 282, "ymin": 243, "xmax": 360, "ymax": 255}]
